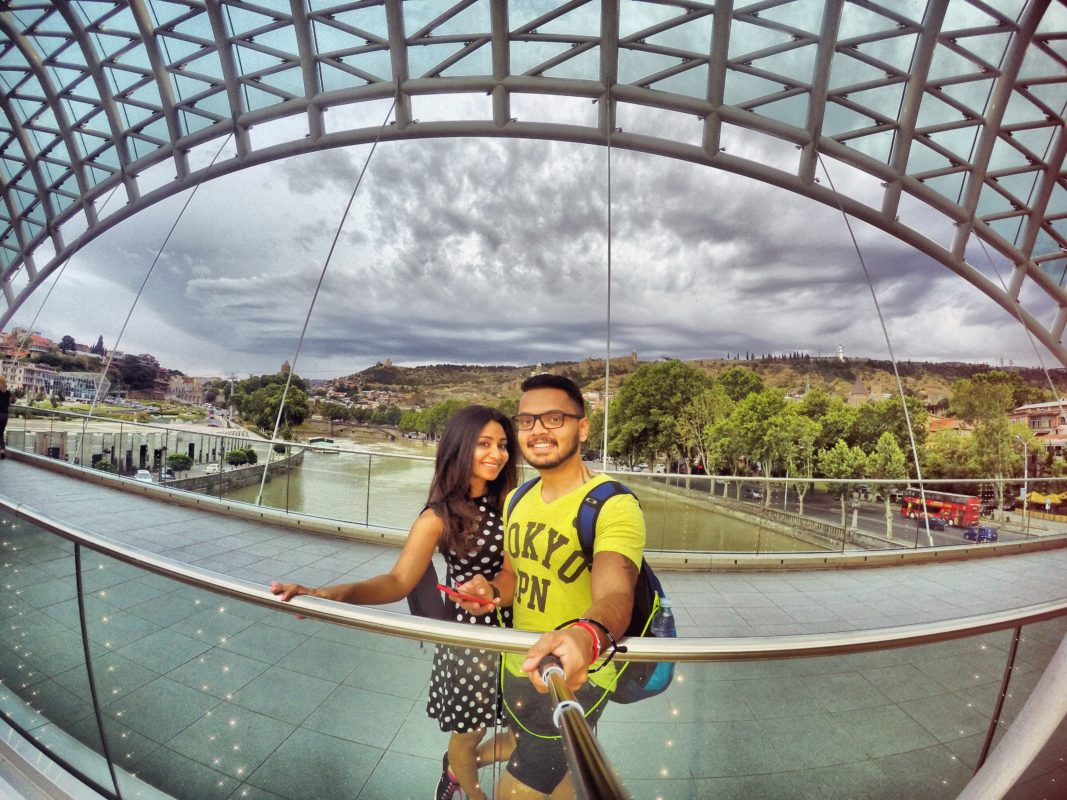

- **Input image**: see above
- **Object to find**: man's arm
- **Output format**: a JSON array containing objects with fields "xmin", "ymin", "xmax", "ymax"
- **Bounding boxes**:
[{"xmin": 521, "ymin": 551, "xmax": 639, "ymax": 692}]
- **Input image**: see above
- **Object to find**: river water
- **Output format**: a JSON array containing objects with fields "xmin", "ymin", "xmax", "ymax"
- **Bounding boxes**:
[{"xmin": 226, "ymin": 431, "xmax": 810, "ymax": 553}]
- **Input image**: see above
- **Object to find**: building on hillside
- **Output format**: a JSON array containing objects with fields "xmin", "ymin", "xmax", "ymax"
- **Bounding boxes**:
[
  {"xmin": 0, "ymin": 359, "xmax": 57, "ymax": 396},
  {"xmin": 928, "ymin": 415, "xmax": 972, "ymax": 434},
  {"xmin": 1010, "ymin": 399, "xmax": 1067, "ymax": 431},
  {"xmin": 0, "ymin": 329, "xmax": 53, "ymax": 358},
  {"xmin": 846, "ymin": 377, "xmax": 869, "ymax": 407},
  {"xmin": 167, "ymin": 375, "xmax": 204, "ymax": 404},
  {"xmin": 73, "ymin": 343, "xmax": 103, "ymax": 361}
]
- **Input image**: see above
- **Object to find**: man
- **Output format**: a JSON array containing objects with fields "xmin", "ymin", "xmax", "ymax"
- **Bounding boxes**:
[{"xmin": 459, "ymin": 373, "xmax": 645, "ymax": 798}]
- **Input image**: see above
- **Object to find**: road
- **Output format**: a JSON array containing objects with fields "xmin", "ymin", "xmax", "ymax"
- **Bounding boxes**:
[{"xmin": 730, "ymin": 485, "xmax": 1027, "ymax": 547}]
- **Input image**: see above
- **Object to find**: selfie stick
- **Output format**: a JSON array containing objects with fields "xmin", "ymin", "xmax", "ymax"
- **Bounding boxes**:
[{"xmin": 537, "ymin": 655, "xmax": 631, "ymax": 800}]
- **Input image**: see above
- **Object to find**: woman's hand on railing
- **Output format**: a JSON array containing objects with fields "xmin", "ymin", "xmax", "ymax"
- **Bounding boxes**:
[{"xmin": 270, "ymin": 579, "xmax": 313, "ymax": 602}]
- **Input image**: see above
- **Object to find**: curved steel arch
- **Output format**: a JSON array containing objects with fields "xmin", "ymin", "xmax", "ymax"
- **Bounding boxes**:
[{"xmin": 1, "ymin": 0, "xmax": 1065, "ymax": 359}]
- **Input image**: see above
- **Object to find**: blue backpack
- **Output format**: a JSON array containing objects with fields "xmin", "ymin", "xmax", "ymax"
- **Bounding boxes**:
[{"xmin": 506, "ymin": 477, "xmax": 676, "ymax": 703}]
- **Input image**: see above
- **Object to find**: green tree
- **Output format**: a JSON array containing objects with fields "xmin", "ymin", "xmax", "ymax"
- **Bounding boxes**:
[
  {"xmin": 609, "ymin": 360, "xmax": 712, "ymax": 463},
  {"xmin": 798, "ymin": 389, "xmax": 857, "ymax": 453},
  {"xmin": 706, "ymin": 416, "xmax": 746, "ymax": 494},
  {"xmin": 420, "ymin": 399, "xmax": 466, "ymax": 438},
  {"xmin": 950, "ymin": 376, "xmax": 1019, "ymax": 514},
  {"xmin": 782, "ymin": 414, "xmax": 820, "ymax": 515},
  {"xmin": 166, "ymin": 453, "xmax": 194, "ymax": 474},
  {"xmin": 866, "ymin": 432, "xmax": 908, "ymax": 540},
  {"xmin": 226, "ymin": 449, "xmax": 249, "ymax": 468},
  {"xmin": 851, "ymin": 396, "xmax": 927, "ymax": 467},
  {"xmin": 236, "ymin": 384, "xmax": 310, "ymax": 431},
  {"xmin": 817, "ymin": 439, "xmax": 868, "ymax": 528},
  {"xmin": 924, "ymin": 430, "xmax": 978, "ymax": 480},
  {"xmin": 93, "ymin": 458, "xmax": 114, "ymax": 473},
  {"xmin": 729, "ymin": 389, "xmax": 789, "ymax": 499},
  {"xmin": 242, "ymin": 447, "xmax": 258, "ymax": 465},
  {"xmin": 117, "ymin": 354, "xmax": 157, "ymax": 390},
  {"xmin": 585, "ymin": 409, "xmax": 605, "ymax": 460},
  {"xmin": 675, "ymin": 385, "xmax": 733, "ymax": 473},
  {"xmin": 715, "ymin": 366, "xmax": 763, "ymax": 402},
  {"xmin": 59, "ymin": 335, "xmax": 76, "ymax": 353}
]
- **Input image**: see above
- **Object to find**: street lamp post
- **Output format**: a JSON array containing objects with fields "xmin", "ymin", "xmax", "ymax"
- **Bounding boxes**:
[{"xmin": 1015, "ymin": 435, "xmax": 1029, "ymax": 535}]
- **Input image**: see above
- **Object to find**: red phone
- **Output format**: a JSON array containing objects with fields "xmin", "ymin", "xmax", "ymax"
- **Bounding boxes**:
[{"xmin": 436, "ymin": 583, "xmax": 491, "ymax": 605}]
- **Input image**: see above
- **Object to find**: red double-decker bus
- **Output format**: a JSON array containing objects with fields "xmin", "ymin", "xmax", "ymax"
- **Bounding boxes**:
[{"xmin": 900, "ymin": 489, "xmax": 980, "ymax": 526}]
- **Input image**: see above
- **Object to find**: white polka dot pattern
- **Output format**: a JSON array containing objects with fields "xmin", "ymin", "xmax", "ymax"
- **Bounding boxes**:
[{"xmin": 426, "ymin": 499, "xmax": 511, "ymax": 732}]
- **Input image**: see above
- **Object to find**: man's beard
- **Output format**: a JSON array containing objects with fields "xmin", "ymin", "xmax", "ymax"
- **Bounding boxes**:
[{"xmin": 522, "ymin": 435, "xmax": 581, "ymax": 470}]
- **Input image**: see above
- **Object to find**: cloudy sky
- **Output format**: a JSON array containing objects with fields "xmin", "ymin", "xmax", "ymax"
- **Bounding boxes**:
[{"xmin": 15, "ymin": 104, "xmax": 1053, "ymax": 381}]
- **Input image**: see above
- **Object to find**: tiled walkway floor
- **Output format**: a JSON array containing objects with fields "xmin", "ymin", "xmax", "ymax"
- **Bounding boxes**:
[{"xmin": 1, "ymin": 457, "xmax": 1066, "ymax": 800}]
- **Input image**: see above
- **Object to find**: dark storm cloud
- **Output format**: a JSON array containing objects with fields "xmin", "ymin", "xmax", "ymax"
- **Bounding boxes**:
[{"xmin": 21, "ymin": 128, "xmax": 1058, "ymax": 376}]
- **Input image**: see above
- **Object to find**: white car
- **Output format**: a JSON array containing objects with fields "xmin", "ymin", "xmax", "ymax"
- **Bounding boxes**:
[
  {"xmin": 134, "ymin": 469, "xmax": 153, "ymax": 483},
  {"xmin": 204, "ymin": 463, "xmax": 221, "ymax": 474}
]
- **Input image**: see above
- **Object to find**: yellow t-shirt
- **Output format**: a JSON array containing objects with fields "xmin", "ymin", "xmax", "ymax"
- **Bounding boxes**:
[{"xmin": 502, "ymin": 474, "xmax": 646, "ymax": 688}]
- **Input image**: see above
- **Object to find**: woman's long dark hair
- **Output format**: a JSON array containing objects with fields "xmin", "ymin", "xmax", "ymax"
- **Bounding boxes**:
[{"xmin": 426, "ymin": 405, "xmax": 518, "ymax": 553}]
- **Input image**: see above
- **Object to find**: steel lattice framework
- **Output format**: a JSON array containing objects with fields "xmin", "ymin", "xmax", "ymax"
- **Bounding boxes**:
[{"xmin": 1, "ymin": 0, "xmax": 1065, "ymax": 359}]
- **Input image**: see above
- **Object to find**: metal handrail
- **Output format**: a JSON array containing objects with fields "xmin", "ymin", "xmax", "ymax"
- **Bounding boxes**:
[{"xmin": 3, "ymin": 492, "xmax": 1066, "ymax": 662}]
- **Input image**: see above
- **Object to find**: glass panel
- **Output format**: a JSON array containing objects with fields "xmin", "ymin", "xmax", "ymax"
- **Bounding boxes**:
[
  {"xmin": 618, "ymin": 48, "xmax": 688, "ymax": 86},
  {"xmin": 757, "ymin": 0, "xmax": 827, "ymax": 35},
  {"xmin": 599, "ymin": 631, "xmax": 1010, "ymax": 797},
  {"xmin": 997, "ymin": 618, "xmax": 1067, "ymax": 798},
  {"xmin": 643, "ymin": 13, "xmax": 714, "ymax": 55},
  {"xmin": 510, "ymin": 40, "xmax": 574, "ymax": 75},
  {"xmin": 541, "ymin": 46, "xmax": 601, "ymax": 81},
  {"xmin": 75, "ymin": 549, "xmax": 506, "ymax": 800},
  {"xmin": 0, "ymin": 512, "xmax": 118, "ymax": 796},
  {"xmin": 750, "ymin": 43, "xmax": 818, "ymax": 87},
  {"xmin": 650, "ymin": 64, "xmax": 709, "ymax": 100}
]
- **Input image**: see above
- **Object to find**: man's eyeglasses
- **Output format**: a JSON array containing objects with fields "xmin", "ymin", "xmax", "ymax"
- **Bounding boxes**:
[{"xmin": 512, "ymin": 411, "xmax": 583, "ymax": 431}]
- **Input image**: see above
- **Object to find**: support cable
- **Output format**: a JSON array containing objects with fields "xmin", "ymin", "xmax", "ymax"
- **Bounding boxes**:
[
  {"xmin": 85, "ymin": 133, "xmax": 235, "ymax": 436},
  {"xmin": 815, "ymin": 154, "xmax": 933, "ymax": 546},
  {"xmin": 254, "ymin": 97, "xmax": 397, "ymax": 505}
]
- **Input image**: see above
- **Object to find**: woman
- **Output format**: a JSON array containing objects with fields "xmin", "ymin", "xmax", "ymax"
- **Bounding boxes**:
[{"xmin": 270, "ymin": 404, "xmax": 517, "ymax": 800}]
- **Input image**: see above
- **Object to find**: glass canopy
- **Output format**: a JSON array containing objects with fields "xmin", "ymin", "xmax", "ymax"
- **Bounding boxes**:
[{"xmin": 1, "ymin": 1, "xmax": 1065, "ymax": 359}]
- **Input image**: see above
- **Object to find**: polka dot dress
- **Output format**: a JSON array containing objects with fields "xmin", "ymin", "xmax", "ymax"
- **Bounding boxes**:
[{"xmin": 426, "ymin": 497, "xmax": 512, "ymax": 733}]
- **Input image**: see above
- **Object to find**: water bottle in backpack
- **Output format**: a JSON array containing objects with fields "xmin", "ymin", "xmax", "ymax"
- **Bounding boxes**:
[{"xmin": 649, "ymin": 596, "xmax": 677, "ymax": 639}]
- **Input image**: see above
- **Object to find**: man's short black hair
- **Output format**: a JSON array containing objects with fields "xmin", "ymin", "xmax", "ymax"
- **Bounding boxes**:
[{"xmin": 520, "ymin": 373, "xmax": 585, "ymax": 416}]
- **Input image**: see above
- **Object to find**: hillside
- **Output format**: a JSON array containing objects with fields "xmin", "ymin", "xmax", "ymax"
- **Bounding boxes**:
[{"xmin": 338, "ymin": 357, "xmax": 1067, "ymax": 408}]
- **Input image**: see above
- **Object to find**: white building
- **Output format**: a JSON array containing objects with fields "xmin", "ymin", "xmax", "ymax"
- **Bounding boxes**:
[{"xmin": 0, "ymin": 359, "xmax": 57, "ymax": 396}]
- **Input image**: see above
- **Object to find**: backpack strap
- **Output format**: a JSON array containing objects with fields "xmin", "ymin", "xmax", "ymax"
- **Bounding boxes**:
[
  {"xmin": 506, "ymin": 476, "xmax": 541, "ymax": 520},
  {"xmin": 575, "ymin": 480, "xmax": 638, "ymax": 556}
]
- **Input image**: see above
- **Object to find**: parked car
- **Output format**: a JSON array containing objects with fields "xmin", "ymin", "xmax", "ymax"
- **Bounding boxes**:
[
  {"xmin": 134, "ymin": 469, "xmax": 153, "ymax": 483},
  {"xmin": 742, "ymin": 487, "xmax": 763, "ymax": 501},
  {"xmin": 158, "ymin": 468, "xmax": 175, "ymax": 480},
  {"xmin": 963, "ymin": 525, "xmax": 998, "ymax": 543},
  {"xmin": 204, "ymin": 463, "xmax": 221, "ymax": 474},
  {"xmin": 915, "ymin": 513, "xmax": 946, "ymax": 530}
]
